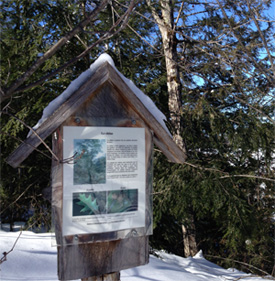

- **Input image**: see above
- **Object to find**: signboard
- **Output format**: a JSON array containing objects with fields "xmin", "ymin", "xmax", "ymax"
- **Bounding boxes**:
[{"xmin": 62, "ymin": 126, "xmax": 146, "ymax": 236}]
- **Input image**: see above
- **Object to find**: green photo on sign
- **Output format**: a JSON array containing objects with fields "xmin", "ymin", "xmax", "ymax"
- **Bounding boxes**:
[
  {"xmin": 73, "ymin": 191, "xmax": 107, "ymax": 216},
  {"xmin": 107, "ymin": 189, "xmax": 138, "ymax": 214},
  {"xmin": 73, "ymin": 139, "xmax": 106, "ymax": 185}
]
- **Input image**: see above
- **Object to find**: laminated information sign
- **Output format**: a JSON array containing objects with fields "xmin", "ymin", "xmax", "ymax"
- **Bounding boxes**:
[{"xmin": 62, "ymin": 126, "xmax": 146, "ymax": 236}]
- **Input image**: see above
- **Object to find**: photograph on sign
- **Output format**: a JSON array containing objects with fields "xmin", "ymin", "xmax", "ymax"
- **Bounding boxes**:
[
  {"xmin": 63, "ymin": 126, "xmax": 146, "ymax": 236},
  {"xmin": 72, "ymin": 189, "xmax": 138, "ymax": 217},
  {"xmin": 107, "ymin": 189, "xmax": 138, "ymax": 214},
  {"xmin": 73, "ymin": 191, "xmax": 107, "ymax": 216},
  {"xmin": 73, "ymin": 139, "xmax": 106, "ymax": 185}
]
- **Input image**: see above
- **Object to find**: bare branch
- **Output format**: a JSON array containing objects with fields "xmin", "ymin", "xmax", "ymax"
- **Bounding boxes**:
[
  {"xmin": 0, "ymin": 182, "xmax": 37, "ymax": 215},
  {"xmin": 63, "ymin": 13, "xmax": 88, "ymax": 49},
  {"xmin": 174, "ymin": 1, "xmax": 184, "ymax": 31},
  {"xmin": 1, "ymin": 110, "xmax": 60, "ymax": 162},
  {"xmin": 220, "ymin": 174, "xmax": 275, "ymax": 182},
  {"xmin": 1, "ymin": 130, "xmax": 54, "ymax": 161},
  {"xmin": 183, "ymin": 161, "xmax": 228, "ymax": 175},
  {"xmin": 121, "ymin": 10, "xmax": 274, "ymax": 124},
  {"xmin": 204, "ymin": 254, "xmax": 271, "ymax": 276},
  {"xmin": 215, "ymin": 0, "xmax": 275, "ymax": 87},
  {"xmin": 9, "ymin": 0, "xmax": 140, "ymax": 95},
  {"xmin": 1, "ymin": 0, "xmax": 109, "ymax": 103},
  {"xmin": 247, "ymin": 1, "xmax": 275, "ymax": 76},
  {"xmin": 1, "ymin": 115, "xmax": 87, "ymax": 165},
  {"xmin": 0, "ymin": 231, "xmax": 22, "ymax": 265}
]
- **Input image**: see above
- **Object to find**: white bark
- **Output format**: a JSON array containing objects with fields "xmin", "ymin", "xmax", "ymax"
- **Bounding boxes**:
[{"xmin": 147, "ymin": 0, "xmax": 197, "ymax": 257}]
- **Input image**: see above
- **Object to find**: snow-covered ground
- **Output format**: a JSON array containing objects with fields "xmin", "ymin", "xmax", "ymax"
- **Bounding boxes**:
[{"xmin": 0, "ymin": 229, "xmax": 273, "ymax": 281}]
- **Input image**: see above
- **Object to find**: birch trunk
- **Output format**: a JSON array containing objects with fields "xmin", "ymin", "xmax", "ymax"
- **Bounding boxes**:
[
  {"xmin": 147, "ymin": 0, "xmax": 197, "ymax": 257},
  {"xmin": 151, "ymin": 0, "xmax": 185, "ymax": 150}
]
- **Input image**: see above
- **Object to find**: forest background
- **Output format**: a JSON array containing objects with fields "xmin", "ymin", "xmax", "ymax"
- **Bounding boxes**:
[{"xmin": 1, "ymin": 0, "xmax": 274, "ymax": 277}]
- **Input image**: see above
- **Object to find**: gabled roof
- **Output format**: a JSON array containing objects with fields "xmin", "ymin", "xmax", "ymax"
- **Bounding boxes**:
[{"xmin": 6, "ymin": 58, "xmax": 187, "ymax": 168}]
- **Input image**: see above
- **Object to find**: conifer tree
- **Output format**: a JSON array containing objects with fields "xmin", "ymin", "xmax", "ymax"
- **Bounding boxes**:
[{"xmin": 146, "ymin": 0, "xmax": 274, "ymax": 274}]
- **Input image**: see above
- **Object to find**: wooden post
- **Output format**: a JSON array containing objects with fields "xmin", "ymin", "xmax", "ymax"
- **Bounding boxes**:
[
  {"xmin": 81, "ymin": 272, "xmax": 120, "ymax": 281},
  {"xmin": 52, "ymin": 83, "xmax": 152, "ymax": 280}
]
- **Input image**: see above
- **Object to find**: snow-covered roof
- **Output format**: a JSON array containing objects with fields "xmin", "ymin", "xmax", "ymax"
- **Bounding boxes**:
[
  {"xmin": 34, "ymin": 53, "xmax": 169, "ymax": 134},
  {"xmin": 7, "ymin": 53, "xmax": 187, "ymax": 168}
]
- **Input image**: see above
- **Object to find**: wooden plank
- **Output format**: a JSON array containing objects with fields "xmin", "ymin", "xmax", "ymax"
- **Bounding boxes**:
[
  {"xmin": 6, "ymin": 62, "xmax": 111, "ymax": 168},
  {"xmin": 106, "ymin": 63, "xmax": 187, "ymax": 163},
  {"xmin": 51, "ymin": 127, "xmax": 64, "ymax": 245},
  {"xmin": 58, "ymin": 236, "xmax": 149, "ymax": 280},
  {"xmin": 153, "ymin": 136, "xmax": 182, "ymax": 163}
]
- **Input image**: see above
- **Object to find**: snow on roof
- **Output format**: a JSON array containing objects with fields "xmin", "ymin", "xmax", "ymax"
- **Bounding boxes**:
[{"xmin": 32, "ymin": 53, "xmax": 170, "ymax": 135}]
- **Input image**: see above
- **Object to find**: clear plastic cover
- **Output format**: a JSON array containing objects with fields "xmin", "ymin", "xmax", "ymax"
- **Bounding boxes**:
[{"xmin": 51, "ymin": 126, "xmax": 153, "ymax": 246}]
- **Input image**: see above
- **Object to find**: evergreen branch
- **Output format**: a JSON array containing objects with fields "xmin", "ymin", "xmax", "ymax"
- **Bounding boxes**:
[
  {"xmin": 152, "ymin": 187, "xmax": 172, "ymax": 195},
  {"xmin": 191, "ymin": 36, "xmax": 270, "ymax": 92},
  {"xmin": 187, "ymin": 46, "xmax": 274, "ymax": 123},
  {"xmin": 0, "ymin": 0, "xmax": 109, "ymax": 103},
  {"xmin": 9, "ymin": 0, "xmax": 140, "ymax": 95},
  {"xmin": 231, "ymin": 94, "xmax": 274, "ymax": 124},
  {"xmin": 0, "ymin": 230, "xmax": 22, "ymax": 265},
  {"xmin": 124, "ymin": 18, "xmax": 273, "ymax": 124},
  {"xmin": 172, "ymin": 31, "xmax": 274, "ymax": 122}
]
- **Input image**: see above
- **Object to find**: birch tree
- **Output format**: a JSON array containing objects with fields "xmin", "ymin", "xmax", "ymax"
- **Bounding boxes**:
[{"xmin": 146, "ymin": 0, "xmax": 198, "ymax": 257}]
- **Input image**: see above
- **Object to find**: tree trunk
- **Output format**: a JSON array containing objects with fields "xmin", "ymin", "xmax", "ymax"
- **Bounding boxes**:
[
  {"xmin": 147, "ymin": 0, "xmax": 197, "ymax": 257},
  {"xmin": 182, "ymin": 217, "xmax": 198, "ymax": 257},
  {"xmin": 154, "ymin": 0, "xmax": 185, "ymax": 150}
]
